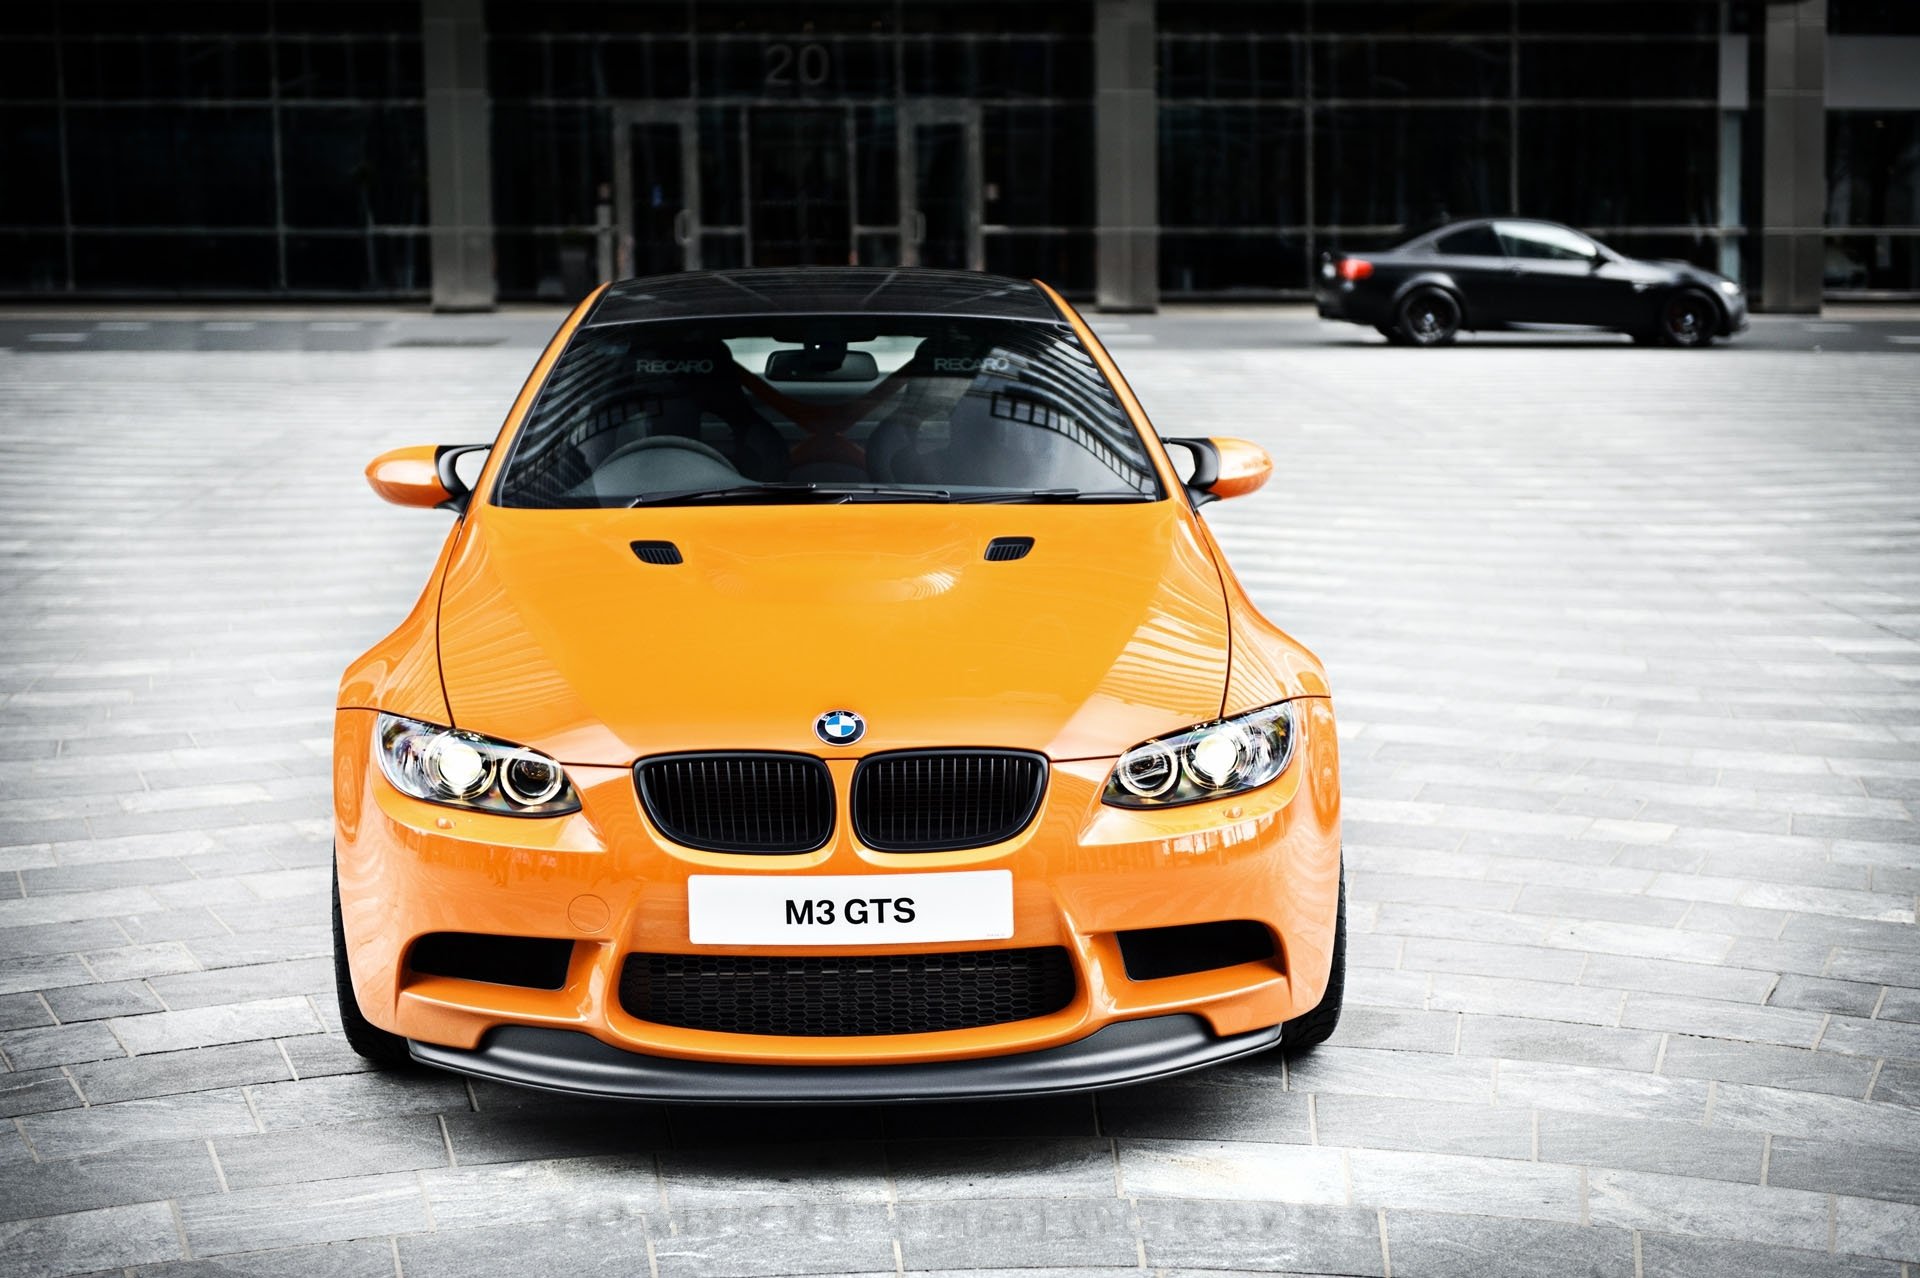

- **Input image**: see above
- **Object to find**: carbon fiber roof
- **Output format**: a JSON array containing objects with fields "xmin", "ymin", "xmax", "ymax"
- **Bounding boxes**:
[{"xmin": 586, "ymin": 268, "xmax": 1060, "ymax": 326}]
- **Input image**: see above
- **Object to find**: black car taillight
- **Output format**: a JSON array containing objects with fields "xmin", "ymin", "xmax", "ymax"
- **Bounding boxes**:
[{"xmin": 1337, "ymin": 258, "xmax": 1374, "ymax": 281}]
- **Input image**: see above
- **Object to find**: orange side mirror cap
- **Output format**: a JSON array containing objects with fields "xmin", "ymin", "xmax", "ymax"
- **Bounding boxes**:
[
  {"xmin": 1162, "ymin": 436, "xmax": 1274, "ymax": 506},
  {"xmin": 365, "ymin": 444, "xmax": 488, "ymax": 510}
]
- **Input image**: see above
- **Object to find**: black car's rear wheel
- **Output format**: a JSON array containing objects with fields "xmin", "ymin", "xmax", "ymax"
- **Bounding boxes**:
[
  {"xmin": 1374, "ymin": 323, "xmax": 1406, "ymax": 344},
  {"xmin": 332, "ymin": 857, "xmax": 411, "ymax": 1069},
  {"xmin": 1282, "ymin": 865, "xmax": 1346, "ymax": 1054},
  {"xmin": 1658, "ymin": 289, "xmax": 1717, "ymax": 347},
  {"xmin": 1397, "ymin": 289, "xmax": 1460, "ymax": 345}
]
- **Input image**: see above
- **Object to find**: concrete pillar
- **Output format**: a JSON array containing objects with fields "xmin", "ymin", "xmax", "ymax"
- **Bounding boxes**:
[
  {"xmin": 423, "ymin": 0, "xmax": 495, "ymax": 312},
  {"xmin": 1094, "ymin": 0, "xmax": 1157, "ymax": 312},
  {"xmin": 1758, "ymin": 0, "xmax": 1826, "ymax": 313}
]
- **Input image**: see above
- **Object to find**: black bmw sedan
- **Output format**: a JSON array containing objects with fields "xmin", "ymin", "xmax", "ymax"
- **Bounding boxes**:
[{"xmin": 1315, "ymin": 219, "xmax": 1748, "ymax": 347}]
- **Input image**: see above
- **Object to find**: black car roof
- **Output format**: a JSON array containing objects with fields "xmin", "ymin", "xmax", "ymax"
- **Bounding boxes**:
[{"xmin": 585, "ymin": 268, "xmax": 1061, "ymax": 327}]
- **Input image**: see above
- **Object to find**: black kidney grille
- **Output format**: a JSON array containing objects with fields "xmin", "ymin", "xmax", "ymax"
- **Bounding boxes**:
[
  {"xmin": 619, "ymin": 947, "xmax": 1075, "ymax": 1037},
  {"xmin": 852, "ymin": 750, "xmax": 1047, "ymax": 852},
  {"xmin": 634, "ymin": 753, "xmax": 833, "ymax": 854}
]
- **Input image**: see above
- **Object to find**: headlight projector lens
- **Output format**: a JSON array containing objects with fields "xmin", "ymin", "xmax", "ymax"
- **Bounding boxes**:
[{"xmin": 502, "ymin": 753, "xmax": 565, "ymax": 806}]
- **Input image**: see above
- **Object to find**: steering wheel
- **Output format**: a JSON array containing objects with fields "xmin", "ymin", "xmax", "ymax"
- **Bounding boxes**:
[{"xmin": 596, "ymin": 435, "xmax": 739, "ymax": 474}]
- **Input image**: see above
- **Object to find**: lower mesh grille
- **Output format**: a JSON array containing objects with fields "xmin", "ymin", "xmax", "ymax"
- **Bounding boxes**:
[{"xmin": 619, "ymin": 947, "xmax": 1075, "ymax": 1037}]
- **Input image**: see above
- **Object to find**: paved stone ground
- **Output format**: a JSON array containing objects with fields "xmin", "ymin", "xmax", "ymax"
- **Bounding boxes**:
[{"xmin": 1, "ymin": 321, "xmax": 1917, "ymax": 1278}]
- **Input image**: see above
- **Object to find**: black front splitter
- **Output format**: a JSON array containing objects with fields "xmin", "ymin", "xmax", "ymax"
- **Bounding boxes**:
[{"xmin": 408, "ymin": 1013, "xmax": 1280, "ymax": 1104}]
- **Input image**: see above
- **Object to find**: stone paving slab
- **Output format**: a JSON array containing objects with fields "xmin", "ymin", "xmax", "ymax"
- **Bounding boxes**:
[{"xmin": 1, "ymin": 333, "xmax": 1917, "ymax": 1275}]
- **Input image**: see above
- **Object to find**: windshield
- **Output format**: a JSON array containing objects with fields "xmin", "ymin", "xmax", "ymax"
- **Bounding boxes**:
[{"xmin": 492, "ymin": 315, "xmax": 1163, "ymax": 508}]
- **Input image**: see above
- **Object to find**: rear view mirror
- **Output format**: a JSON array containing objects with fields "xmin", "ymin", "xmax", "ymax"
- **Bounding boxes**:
[
  {"xmin": 1162, "ymin": 437, "xmax": 1274, "ymax": 506},
  {"xmin": 365, "ymin": 444, "xmax": 489, "ymax": 511},
  {"xmin": 765, "ymin": 348, "xmax": 880, "ymax": 382}
]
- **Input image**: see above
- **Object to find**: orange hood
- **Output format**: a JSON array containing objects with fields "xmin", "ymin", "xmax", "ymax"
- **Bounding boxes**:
[{"xmin": 435, "ymin": 501, "xmax": 1232, "ymax": 764}]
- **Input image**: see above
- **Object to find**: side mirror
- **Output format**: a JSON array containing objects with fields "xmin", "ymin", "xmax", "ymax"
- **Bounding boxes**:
[
  {"xmin": 365, "ymin": 444, "xmax": 489, "ymax": 511},
  {"xmin": 1162, "ymin": 436, "xmax": 1273, "ymax": 507}
]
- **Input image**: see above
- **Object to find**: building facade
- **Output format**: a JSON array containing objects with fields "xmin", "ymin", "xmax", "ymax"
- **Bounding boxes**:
[{"xmin": 2, "ymin": 0, "xmax": 1915, "ymax": 309}]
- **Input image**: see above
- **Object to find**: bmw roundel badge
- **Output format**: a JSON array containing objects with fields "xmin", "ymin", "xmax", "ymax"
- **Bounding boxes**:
[{"xmin": 815, "ymin": 709, "xmax": 865, "ymax": 746}]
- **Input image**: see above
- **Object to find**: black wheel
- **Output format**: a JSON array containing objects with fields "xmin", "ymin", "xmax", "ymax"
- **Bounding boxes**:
[
  {"xmin": 1282, "ymin": 865, "xmax": 1345, "ymax": 1054},
  {"xmin": 1374, "ymin": 323, "xmax": 1407, "ymax": 344},
  {"xmin": 1657, "ymin": 289, "xmax": 1717, "ymax": 347},
  {"xmin": 332, "ymin": 858, "xmax": 411, "ymax": 1068},
  {"xmin": 1395, "ymin": 289, "xmax": 1460, "ymax": 345}
]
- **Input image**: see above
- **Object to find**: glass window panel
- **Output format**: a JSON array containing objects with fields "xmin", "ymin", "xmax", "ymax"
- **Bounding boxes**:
[
  {"xmin": 699, "ymin": 106, "xmax": 746, "ymax": 226},
  {"xmin": 72, "ymin": 232, "xmax": 277, "ymax": 291},
  {"xmin": 1824, "ymin": 233, "xmax": 1920, "ymax": 290},
  {"xmin": 1159, "ymin": 37, "xmax": 1301, "ymax": 100},
  {"xmin": 0, "ymin": 108, "xmax": 64, "ymax": 223},
  {"xmin": 1493, "ymin": 220, "xmax": 1599, "ymax": 259},
  {"xmin": 285, "ymin": 232, "xmax": 429, "ymax": 292},
  {"xmin": 1314, "ymin": 106, "xmax": 1509, "ymax": 227},
  {"xmin": 490, "ymin": 104, "xmax": 610, "ymax": 228},
  {"xmin": 275, "ymin": 2, "xmax": 422, "ymax": 36},
  {"xmin": 0, "ymin": 232, "xmax": 66, "ymax": 290},
  {"xmin": 1517, "ymin": 107, "xmax": 1718, "ymax": 225},
  {"xmin": 487, "ymin": 37, "xmax": 543, "ymax": 97},
  {"xmin": 903, "ymin": 3, "xmax": 1088, "ymax": 35},
  {"xmin": 1160, "ymin": 231, "xmax": 1306, "ymax": 293},
  {"xmin": 983, "ymin": 105, "xmax": 1093, "ymax": 228},
  {"xmin": 56, "ymin": 2, "xmax": 270, "ymax": 35},
  {"xmin": 66, "ymin": 106, "xmax": 275, "ymax": 227},
  {"xmin": 600, "ymin": 38, "xmax": 693, "ymax": 98},
  {"xmin": 853, "ymin": 105, "xmax": 898, "ymax": 227},
  {"xmin": 1436, "ymin": 224, "xmax": 1502, "ymax": 254},
  {"xmin": 1313, "ymin": 38, "xmax": 1507, "ymax": 99},
  {"xmin": 1159, "ymin": 105, "xmax": 1305, "ymax": 227},
  {"xmin": 1827, "ymin": 0, "xmax": 1920, "ymax": 35},
  {"xmin": 1314, "ymin": 2, "xmax": 1510, "ymax": 36},
  {"xmin": 701, "ymin": 232, "xmax": 748, "ymax": 268},
  {"xmin": 1518, "ymin": 2, "xmax": 1721, "ymax": 35},
  {"xmin": 280, "ymin": 105, "xmax": 428, "ymax": 228},
  {"xmin": 982, "ymin": 231, "xmax": 1093, "ymax": 292},
  {"xmin": 699, "ymin": 36, "xmax": 894, "ymax": 97},
  {"xmin": 1828, "ymin": 111, "xmax": 1920, "ymax": 228},
  {"xmin": 60, "ymin": 38, "xmax": 273, "ymax": 100},
  {"xmin": 1519, "ymin": 41, "xmax": 1717, "ymax": 100},
  {"xmin": 1159, "ymin": 3, "xmax": 1306, "ymax": 35},
  {"xmin": 486, "ymin": 2, "xmax": 688, "ymax": 37},
  {"xmin": 277, "ymin": 37, "xmax": 424, "ymax": 99},
  {"xmin": 0, "ymin": 38, "xmax": 57, "ymax": 98}
]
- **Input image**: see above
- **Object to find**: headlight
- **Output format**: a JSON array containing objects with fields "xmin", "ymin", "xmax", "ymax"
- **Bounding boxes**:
[
  {"xmin": 374, "ymin": 713, "xmax": 580, "ymax": 816},
  {"xmin": 1103, "ymin": 702, "xmax": 1299, "ymax": 808},
  {"xmin": 1719, "ymin": 280, "xmax": 1742, "ymax": 295}
]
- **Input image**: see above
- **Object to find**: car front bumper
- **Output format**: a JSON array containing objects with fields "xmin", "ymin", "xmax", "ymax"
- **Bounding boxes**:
[{"xmin": 332, "ymin": 700, "xmax": 1342, "ymax": 1096}]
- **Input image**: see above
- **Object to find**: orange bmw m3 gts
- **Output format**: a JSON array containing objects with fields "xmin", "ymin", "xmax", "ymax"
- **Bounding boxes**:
[{"xmin": 333, "ymin": 268, "xmax": 1343, "ymax": 1101}]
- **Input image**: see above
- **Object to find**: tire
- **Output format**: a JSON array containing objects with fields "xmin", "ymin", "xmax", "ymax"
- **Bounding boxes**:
[
  {"xmin": 1282, "ymin": 865, "xmax": 1346, "ymax": 1054},
  {"xmin": 1657, "ymin": 289, "xmax": 1717, "ymax": 347},
  {"xmin": 1374, "ymin": 323, "xmax": 1407, "ymax": 344},
  {"xmin": 1395, "ymin": 289, "xmax": 1460, "ymax": 345},
  {"xmin": 332, "ymin": 858, "xmax": 411, "ymax": 1069}
]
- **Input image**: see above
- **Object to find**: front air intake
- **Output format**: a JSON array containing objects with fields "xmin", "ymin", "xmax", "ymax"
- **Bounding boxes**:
[
  {"xmin": 619, "ymin": 947, "xmax": 1076, "ymax": 1036},
  {"xmin": 634, "ymin": 752, "xmax": 834, "ymax": 854},
  {"xmin": 407, "ymin": 932, "xmax": 573, "ymax": 989},
  {"xmin": 1117, "ymin": 920, "xmax": 1276, "ymax": 982}
]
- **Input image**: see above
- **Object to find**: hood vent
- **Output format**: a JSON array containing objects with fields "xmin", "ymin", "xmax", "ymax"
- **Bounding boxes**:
[
  {"xmin": 631, "ymin": 540, "xmax": 683, "ymax": 565},
  {"xmin": 984, "ymin": 537, "xmax": 1034, "ymax": 562}
]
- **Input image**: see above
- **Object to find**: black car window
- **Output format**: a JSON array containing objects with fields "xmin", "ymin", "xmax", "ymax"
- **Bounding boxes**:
[
  {"xmin": 1494, "ymin": 221, "xmax": 1600, "ymax": 262},
  {"xmin": 1435, "ymin": 225, "xmax": 1501, "ymax": 256},
  {"xmin": 492, "ymin": 315, "xmax": 1163, "ymax": 508}
]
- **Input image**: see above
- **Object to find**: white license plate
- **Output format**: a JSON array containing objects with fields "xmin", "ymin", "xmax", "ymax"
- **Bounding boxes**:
[{"xmin": 686, "ymin": 870, "xmax": 1013, "ymax": 946}]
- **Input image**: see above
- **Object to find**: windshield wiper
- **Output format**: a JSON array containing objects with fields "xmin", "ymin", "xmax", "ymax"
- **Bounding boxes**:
[
  {"xmin": 952, "ymin": 488, "xmax": 1155, "ymax": 504},
  {"xmin": 629, "ymin": 483, "xmax": 953, "ymax": 507}
]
